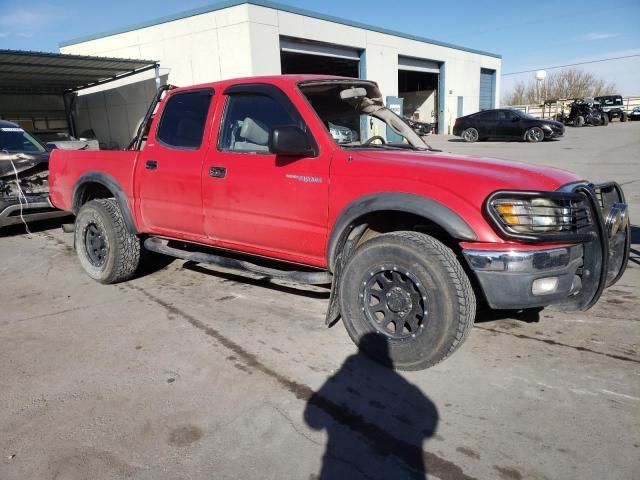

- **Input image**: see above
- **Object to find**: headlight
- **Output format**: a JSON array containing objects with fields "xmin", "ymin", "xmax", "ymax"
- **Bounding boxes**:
[{"xmin": 491, "ymin": 197, "xmax": 572, "ymax": 233}]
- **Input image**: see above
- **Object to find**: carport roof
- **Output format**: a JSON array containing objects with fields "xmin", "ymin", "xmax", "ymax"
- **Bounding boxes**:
[{"xmin": 0, "ymin": 49, "xmax": 158, "ymax": 95}]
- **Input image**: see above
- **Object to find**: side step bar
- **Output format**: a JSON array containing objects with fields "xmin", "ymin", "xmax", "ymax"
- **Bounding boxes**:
[{"xmin": 143, "ymin": 237, "xmax": 332, "ymax": 285}]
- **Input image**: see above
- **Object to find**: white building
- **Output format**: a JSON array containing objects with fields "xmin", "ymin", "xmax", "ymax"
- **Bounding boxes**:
[{"xmin": 60, "ymin": 0, "xmax": 501, "ymax": 147}]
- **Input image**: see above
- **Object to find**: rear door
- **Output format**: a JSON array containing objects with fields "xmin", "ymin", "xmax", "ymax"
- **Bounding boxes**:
[
  {"xmin": 496, "ymin": 110, "xmax": 522, "ymax": 138},
  {"xmin": 136, "ymin": 88, "xmax": 214, "ymax": 238},
  {"xmin": 202, "ymin": 85, "xmax": 329, "ymax": 266}
]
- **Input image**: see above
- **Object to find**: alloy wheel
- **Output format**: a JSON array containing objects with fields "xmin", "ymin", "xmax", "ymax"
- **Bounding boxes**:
[{"xmin": 359, "ymin": 265, "xmax": 429, "ymax": 340}]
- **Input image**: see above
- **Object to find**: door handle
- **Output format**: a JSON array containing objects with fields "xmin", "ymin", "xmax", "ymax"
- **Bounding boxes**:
[
  {"xmin": 209, "ymin": 166, "xmax": 226, "ymax": 178},
  {"xmin": 145, "ymin": 160, "xmax": 158, "ymax": 170}
]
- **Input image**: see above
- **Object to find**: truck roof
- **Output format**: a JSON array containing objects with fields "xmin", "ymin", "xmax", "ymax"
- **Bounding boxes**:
[{"xmin": 170, "ymin": 74, "xmax": 372, "ymax": 93}]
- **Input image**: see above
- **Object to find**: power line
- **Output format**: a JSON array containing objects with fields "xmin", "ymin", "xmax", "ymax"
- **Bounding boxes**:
[{"xmin": 502, "ymin": 54, "xmax": 640, "ymax": 75}]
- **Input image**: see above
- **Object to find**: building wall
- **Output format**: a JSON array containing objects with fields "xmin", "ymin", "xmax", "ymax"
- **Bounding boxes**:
[
  {"xmin": 247, "ymin": 2, "xmax": 501, "ymax": 127},
  {"xmin": 60, "ymin": 5, "xmax": 256, "ymax": 84},
  {"xmin": 61, "ymin": 3, "xmax": 501, "ymax": 141}
]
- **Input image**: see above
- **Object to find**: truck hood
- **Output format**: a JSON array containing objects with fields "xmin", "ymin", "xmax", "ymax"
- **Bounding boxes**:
[
  {"xmin": 354, "ymin": 149, "xmax": 582, "ymax": 193},
  {"xmin": 0, "ymin": 151, "xmax": 49, "ymax": 179}
]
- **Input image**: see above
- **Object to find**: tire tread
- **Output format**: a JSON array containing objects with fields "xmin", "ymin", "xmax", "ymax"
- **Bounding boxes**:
[{"xmin": 77, "ymin": 199, "xmax": 140, "ymax": 284}]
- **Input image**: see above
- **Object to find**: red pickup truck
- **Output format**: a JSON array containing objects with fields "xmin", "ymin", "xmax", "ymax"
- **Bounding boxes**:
[{"xmin": 49, "ymin": 75, "xmax": 630, "ymax": 370}]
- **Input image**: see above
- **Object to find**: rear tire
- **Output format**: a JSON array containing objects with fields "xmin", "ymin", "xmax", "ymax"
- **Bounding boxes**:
[
  {"xmin": 601, "ymin": 114, "xmax": 609, "ymax": 126},
  {"xmin": 462, "ymin": 127, "xmax": 479, "ymax": 142},
  {"xmin": 574, "ymin": 116, "xmax": 585, "ymax": 127},
  {"xmin": 525, "ymin": 126, "xmax": 544, "ymax": 142},
  {"xmin": 621, "ymin": 112, "xmax": 628, "ymax": 122},
  {"xmin": 339, "ymin": 231, "xmax": 476, "ymax": 370},
  {"xmin": 74, "ymin": 199, "xmax": 141, "ymax": 284}
]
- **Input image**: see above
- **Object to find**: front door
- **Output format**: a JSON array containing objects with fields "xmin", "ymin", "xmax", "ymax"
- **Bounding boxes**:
[
  {"xmin": 202, "ymin": 87, "xmax": 329, "ymax": 267},
  {"xmin": 136, "ymin": 89, "xmax": 214, "ymax": 238}
]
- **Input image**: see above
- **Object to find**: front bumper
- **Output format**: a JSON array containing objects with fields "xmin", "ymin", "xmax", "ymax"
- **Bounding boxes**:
[
  {"xmin": 464, "ymin": 182, "xmax": 630, "ymax": 310},
  {"xmin": 464, "ymin": 245, "xmax": 584, "ymax": 309},
  {"xmin": 0, "ymin": 196, "xmax": 67, "ymax": 228}
]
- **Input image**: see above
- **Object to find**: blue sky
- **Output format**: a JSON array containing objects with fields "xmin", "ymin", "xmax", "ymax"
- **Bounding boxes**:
[{"xmin": 1, "ymin": 0, "xmax": 639, "ymax": 96}]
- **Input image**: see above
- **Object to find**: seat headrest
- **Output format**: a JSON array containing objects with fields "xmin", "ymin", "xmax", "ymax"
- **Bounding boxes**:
[{"xmin": 239, "ymin": 117, "xmax": 269, "ymax": 146}]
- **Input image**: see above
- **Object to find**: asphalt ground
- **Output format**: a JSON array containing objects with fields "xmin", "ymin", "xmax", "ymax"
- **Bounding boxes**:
[{"xmin": 1, "ymin": 120, "xmax": 638, "ymax": 480}]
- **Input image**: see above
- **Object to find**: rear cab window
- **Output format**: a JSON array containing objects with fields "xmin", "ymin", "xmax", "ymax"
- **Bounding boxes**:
[{"xmin": 596, "ymin": 96, "xmax": 623, "ymax": 107}]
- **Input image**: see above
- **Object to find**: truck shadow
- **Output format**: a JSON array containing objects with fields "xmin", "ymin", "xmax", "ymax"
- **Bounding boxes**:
[
  {"xmin": 0, "ymin": 215, "xmax": 73, "ymax": 238},
  {"xmin": 474, "ymin": 307, "xmax": 542, "ymax": 324},
  {"xmin": 182, "ymin": 261, "xmax": 331, "ymax": 300},
  {"xmin": 304, "ymin": 332, "xmax": 439, "ymax": 479}
]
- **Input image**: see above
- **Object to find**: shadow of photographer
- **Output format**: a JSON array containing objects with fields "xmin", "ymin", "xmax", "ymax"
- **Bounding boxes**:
[{"xmin": 304, "ymin": 333, "xmax": 439, "ymax": 479}]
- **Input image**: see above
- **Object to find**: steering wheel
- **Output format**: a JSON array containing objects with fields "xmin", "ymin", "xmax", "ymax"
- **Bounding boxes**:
[{"xmin": 363, "ymin": 135, "xmax": 386, "ymax": 146}]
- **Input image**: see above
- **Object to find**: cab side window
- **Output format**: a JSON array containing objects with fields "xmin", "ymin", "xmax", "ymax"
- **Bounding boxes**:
[
  {"xmin": 475, "ymin": 111, "xmax": 497, "ymax": 123},
  {"xmin": 218, "ymin": 94, "xmax": 298, "ymax": 154},
  {"xmin": 156, "ymin": 90, "xmax": 212, "ymax": 149}
]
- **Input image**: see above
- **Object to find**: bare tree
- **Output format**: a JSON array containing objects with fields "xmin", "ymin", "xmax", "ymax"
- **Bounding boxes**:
[{"xmin": 503, "ymin": 68, "xmax": 617, "ymax": 105}]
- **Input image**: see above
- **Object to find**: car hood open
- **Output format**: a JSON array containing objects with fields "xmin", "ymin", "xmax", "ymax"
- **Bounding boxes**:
[{"xmin": 0, "ymin": 151, "xmax": 49, "ymax": 179}]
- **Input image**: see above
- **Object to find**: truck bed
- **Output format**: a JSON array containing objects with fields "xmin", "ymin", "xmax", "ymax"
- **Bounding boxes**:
[{"xmin": 49, "ymin": 150, "xmax": 139, "ymax": 214}]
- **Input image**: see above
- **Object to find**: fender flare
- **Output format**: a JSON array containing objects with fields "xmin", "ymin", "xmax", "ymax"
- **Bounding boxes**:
[
  {"xmin": 72, "ymin": 171, "xmax": 138, "ymax": 234},
  {"xmin": 327, "ymin": 192, "xmax": 477, "ymax": 271}
]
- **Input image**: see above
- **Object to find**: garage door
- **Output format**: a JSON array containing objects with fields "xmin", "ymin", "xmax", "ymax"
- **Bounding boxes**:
[
  {"xmin": 280, "ymin": 37, "xmax": 361, "ymax": 78},
  {"xmin": 398, "ymin": 57, "xmax": 440, "ymax": 73},
  {"xmin": 479, "ymin": 68, "xmax": 496, "ymax": 111}
]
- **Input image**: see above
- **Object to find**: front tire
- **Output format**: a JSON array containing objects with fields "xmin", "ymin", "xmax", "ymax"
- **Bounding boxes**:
[
  {"xmin": 74, "ymin": 199, "xmax": 141, "ymax": 284},
  {"xmin": 621, "ymin": 112, "xmax": 628, "ymax": 122},
  {"xmin": 461, "ymin": 127, "xmax": 479, "ymax": 142},
  {"xmin": 525, "ymin": 126, "xmax": 544, "ymax": 142},
  {"xmin": 339, "ymin": 231, "xmax": 476, "ymax": 370},
  {"xmin": 601, "ymin": 114, "xmax": 609, "ymax": 126},
  {"xmin": 574, "ymin": 116, "xmax": 585, "ymax": 127}
]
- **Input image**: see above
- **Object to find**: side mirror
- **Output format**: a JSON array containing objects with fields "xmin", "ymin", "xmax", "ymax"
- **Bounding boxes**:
[{"xmin": 271, "ymin": 126, "xmax": 315, "ymax": 157}]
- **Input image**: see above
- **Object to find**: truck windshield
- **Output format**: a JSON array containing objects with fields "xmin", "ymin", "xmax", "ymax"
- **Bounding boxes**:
[
  {"xmin": 299, "ymin": 81, "xmax": 429, "ymax": 150},
  {"xmin": 0, "ymin": 126, "xmax": 47, "ymax": 154}
]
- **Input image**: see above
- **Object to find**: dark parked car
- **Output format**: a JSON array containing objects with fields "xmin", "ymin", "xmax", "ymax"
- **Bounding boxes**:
[
  {"xmin": 453, "ymin": 109, "xmax": 565, "ymax": 143},
  {"xmin": 0, "ymin": 120, "xmax": 66, "ymax": 228},
  {"xmin": 628, "ymin": 106, "xmax": 640, "ymax": 121}
]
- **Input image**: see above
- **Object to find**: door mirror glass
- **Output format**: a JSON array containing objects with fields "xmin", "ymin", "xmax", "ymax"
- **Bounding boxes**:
[{"xmin": 272, "ymin": 126, "xmax": 315, "ymax": 157}]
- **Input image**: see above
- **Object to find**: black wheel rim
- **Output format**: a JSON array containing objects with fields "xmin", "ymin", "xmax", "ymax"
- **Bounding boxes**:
[
  {"xmin": 359, "ymin": 265, "xmax": 429, "ymax": 340},
  {"xmin": 84, "ymin": 222, "xmax": 108, "ymax": 268}
]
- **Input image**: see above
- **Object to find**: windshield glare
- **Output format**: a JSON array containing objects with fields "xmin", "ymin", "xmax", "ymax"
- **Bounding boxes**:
[
  {"xmin": 300, "ymin": 82, "xmax": 428, "ymax": 150},
  {"xmin": 0, "ymin": 127, "xmax": 47, "ymax": 153}
]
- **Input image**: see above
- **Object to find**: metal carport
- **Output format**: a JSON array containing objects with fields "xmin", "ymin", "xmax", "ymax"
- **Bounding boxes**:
[{"xmin": 0, "ymin": 49, "xmax": 158, "ymax": 138}]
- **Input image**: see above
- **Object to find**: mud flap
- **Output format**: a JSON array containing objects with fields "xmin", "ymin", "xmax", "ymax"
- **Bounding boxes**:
[
  {"xmin": 325, "ymin": 254, "xmax": 343, "ymax": 326},
  {"xmin": 325, "ymin": 223, "xmax": 368, "ymax": 327}
]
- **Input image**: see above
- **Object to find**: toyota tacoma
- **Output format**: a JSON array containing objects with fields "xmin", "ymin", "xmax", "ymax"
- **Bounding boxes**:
[{"xmin": 48, "ymin": 76, "xmax": 631, "ymax": 370}]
